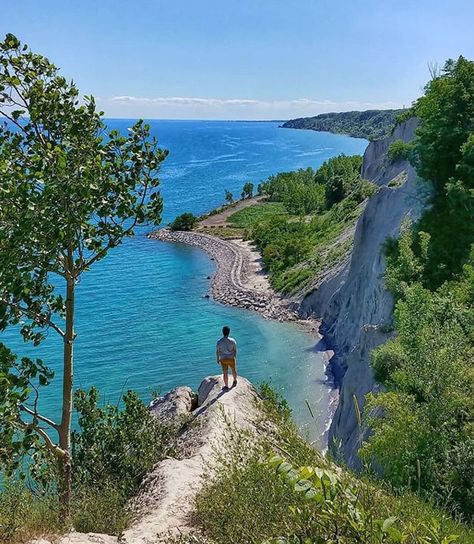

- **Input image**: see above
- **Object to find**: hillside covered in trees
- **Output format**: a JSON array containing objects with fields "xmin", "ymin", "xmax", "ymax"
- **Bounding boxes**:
[{"xmin": 282, "ymin": 109, "xmax": 405, "ymax": 140}]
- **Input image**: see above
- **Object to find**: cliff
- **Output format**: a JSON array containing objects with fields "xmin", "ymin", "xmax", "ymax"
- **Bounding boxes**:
[
  {"xmin": 300, "ymin": 117, "xmax": 432, "ymax": 467},
  {"xmin": 281, "ymin": 109, "xmax": 405, "ymax": 140},
  {"xmin": 31, "ymin": 376, "xmax": 264, "ymax": 544}
]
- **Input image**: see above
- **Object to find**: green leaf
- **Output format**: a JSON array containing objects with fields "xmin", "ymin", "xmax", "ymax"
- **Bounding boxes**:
[
  {"xmin": 277, "ymin": 461, "xmax": 292, "ymax": 474},
  {"xmin": 294, "ymin": 479, "xmax": 312, "ymax": 493},
  {"xmin": 382, "ymin": 516, "xmax": 397, "ymax": 532}
]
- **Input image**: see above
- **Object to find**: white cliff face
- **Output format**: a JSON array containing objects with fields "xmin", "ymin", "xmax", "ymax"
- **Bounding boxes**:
[{"xmin": 301, "ymin": 117, "xmax": 432, "ymax": 467}]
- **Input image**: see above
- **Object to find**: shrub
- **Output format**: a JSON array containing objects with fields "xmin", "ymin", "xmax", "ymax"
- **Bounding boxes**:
[
  {"xmin": 241, "ymin": 181, "xmax": 254, "ymax": 199},
  {"xmin": 387, "ymin": 139, "xmax": 413, "ymax": 163},
  {"xmin": 192, "ymin": 385, "xmax": 472, "ymax": 543},
  {"xmin": 314, "ymin": 154, "xmax": 363, "ymax": 207},
  {"xmin": 72, "ymin": 387, "xmax": 178, "ymax": 503},
  {"xmin": 170, "ymin": 212, "xmax": 198, "ymax": 231}
]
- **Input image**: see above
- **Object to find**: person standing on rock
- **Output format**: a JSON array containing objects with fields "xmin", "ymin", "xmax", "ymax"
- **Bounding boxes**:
[{"xmin": 216, "ymin": 326, "xmax": 238, "ymax": 390}]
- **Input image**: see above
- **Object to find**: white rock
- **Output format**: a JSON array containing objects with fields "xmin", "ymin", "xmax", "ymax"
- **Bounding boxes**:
[{"xmin": 301, "ymin": 118, "xmax": 433, "ymax": 468}]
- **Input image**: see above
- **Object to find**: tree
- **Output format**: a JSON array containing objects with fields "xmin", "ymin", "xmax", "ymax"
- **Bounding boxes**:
[
  {"xmin": 413, "ymin": 56, "xmax": 474, "ymax": 189},
  {"xmin": 314, "ymin": 154, "xmax": 363, "ymax": 208},
  {"xmin": 0, "ymin": 34, "xmax": 167, "ymax": 518},
  {"xmin": 241, "ymin": 181, "xmax": 254, "ymax": 199},
  {"xmin": 224, "ymin": 189, "xmax": 234, "ymax": 204},
  {"xmin": 170, "ymin": 212, "xmax": 198, "ymax": 231}
]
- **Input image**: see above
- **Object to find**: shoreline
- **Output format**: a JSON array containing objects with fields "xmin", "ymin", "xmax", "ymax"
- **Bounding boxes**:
[
  {"xmin": 148, "ymin": 228, "xmax": 306, "ymax": 324},
  {"xmin": 148, "ymin": 228, "xmax": 343, "ymax": 392}
]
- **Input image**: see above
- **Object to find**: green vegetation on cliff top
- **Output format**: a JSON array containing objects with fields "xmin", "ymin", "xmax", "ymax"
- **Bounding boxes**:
[
  {"xmin": 208, "ymin": 156, "xmax": 375, "ymax": 294},
  {"xmin": 363, "ymin": 56, "xmax": 474, "ymax": 523},
  {"xmin": 282, "ymin": 109, "xmax": 405, "ymax": 141}
]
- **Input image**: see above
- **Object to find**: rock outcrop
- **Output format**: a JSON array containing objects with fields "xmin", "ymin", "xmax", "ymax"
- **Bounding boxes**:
[
  {"xmin": 301, "ymin": 117, "xmax": 432, "ymax": 467},
  {"xmin": 31, "ymin": 376, "xmax": 263, "ymax": 544}
]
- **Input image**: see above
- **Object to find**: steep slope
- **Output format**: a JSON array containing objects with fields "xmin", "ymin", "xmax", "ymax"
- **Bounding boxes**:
[{"xmin": 300, "ymin": 117, "xmax": 432, "ymax": 467}]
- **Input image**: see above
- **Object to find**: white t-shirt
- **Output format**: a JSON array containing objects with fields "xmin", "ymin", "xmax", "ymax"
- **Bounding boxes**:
[{"xmin": 217, "ymin": 336, "xmax": 237, "ymax": 360}]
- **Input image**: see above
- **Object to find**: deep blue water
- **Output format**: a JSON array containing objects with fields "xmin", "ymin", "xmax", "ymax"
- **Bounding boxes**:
[{"xmin": 1, "ymin": 120, "xmax": 367, "ymax": 447}]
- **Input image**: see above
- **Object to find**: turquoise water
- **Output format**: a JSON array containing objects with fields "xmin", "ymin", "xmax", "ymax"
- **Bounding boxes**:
[{"xmin": 1, "ymin": 121, "xmax": 367, "ymax": 447}]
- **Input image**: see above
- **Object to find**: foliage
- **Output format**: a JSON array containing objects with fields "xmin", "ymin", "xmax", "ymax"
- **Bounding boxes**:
[
  {"xmin": 170, "ymin": 212, "xmax": 198, "ymax": 231},
  {"xmin": 241, "ymin": 181, "xmax": 254, "ymax": 199},
  {"xmin": 224, "ymin": 188, "xmax": 234, "ymax": 204},
  {"xmin": 282, "ymin": 109, "xmax": 406, "ymax": 140},
  {"xmin": 244, "ymin": 156, "xmax": 374, "ymax": 293},
  {"xmin": 412, "ymin": 56, "xmax": 474, "ymax": 189},
  {"xmin": 0, "ymin": 388, "xmax": 180, "ymax": 541},
  {"xmin": 258, "ymin": 167, "xmax": 326, "ymax": 215},
  {"xmin": 70, "ymin": 387, "xmax": 178, "ymax": 533},
  {"xmin": 192, "ymin": 385, "xmax": 472, "ymax": 544},
  {"xmin": 72, "ymin": 387, "xmax": 177, "ymax": 499},
  {"xmin": 363, "ymin": 56, "xmax": 474, "ymax": 522},
  {"xmin": 0, "ymin": 481, "xmax": 61, "ymax": 544},
  {"xmin": 314, "ymin": 154, "xmax": 363, "ymax": 207},
  {"xmin": 250, "ymin": 195, "xmax": 366, "ymax": 293},
  {"xmin": 0, "ymin": 33, "xmax": 167, "ymax": 515},
  {"xmin": 387, "ymin": 139, "xmax": 414, "ymax": 164},
  {"xmin": 363, "ymin": 268, "xmax": 474, "ymax": 519}
]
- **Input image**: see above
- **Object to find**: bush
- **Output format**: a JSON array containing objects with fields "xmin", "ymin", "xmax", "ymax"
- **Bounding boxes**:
[
  {"xmin": 387, "ymin": 139, "xmax": 413, "ymax": 163},
  {"xmin": 72, "ymin": 387, "xmax": 178, "ymax": 519},
  {"xmin": 314, "ymin": 154, "xmax": 363, "ymax": 207},
  {"xmin": 191, "ymin": 385, "xmax": 473, "ymax": 543},
  {"xmin": 170, "ymin": 212, "xmax": 198, "ymax": 231}
]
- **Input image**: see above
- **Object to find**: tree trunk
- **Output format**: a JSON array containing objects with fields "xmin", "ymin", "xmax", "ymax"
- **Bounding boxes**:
[{"xmin": 58, "ymin": 252, "xmax": 75, "ymax": 521}]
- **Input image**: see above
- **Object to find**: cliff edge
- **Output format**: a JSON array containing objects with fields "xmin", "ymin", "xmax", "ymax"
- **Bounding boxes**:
[
  {"xmin": 31, "ymin": 376, "xmax": 264, "ymax": 544},
  {"xmin": 300, "ymin": 117, "xmax": 432, "ymax": 467}
]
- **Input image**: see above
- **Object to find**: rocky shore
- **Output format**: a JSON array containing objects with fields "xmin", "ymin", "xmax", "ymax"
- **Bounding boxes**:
[{"xmin": 148, "ymin": 228, "xmax": 303, "ymax": 323}]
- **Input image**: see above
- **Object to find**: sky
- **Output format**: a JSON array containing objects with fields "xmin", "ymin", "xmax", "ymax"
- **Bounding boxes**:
[{"xmin": 2, "ymin": 0, "xmax": 474, "ymax": 120}]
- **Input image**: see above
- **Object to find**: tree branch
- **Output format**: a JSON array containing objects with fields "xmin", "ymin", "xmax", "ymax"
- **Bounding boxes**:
[
  {"xmin": 19, "ymin": 404, "xmax": 59, "ymax": 430},
  {"xmin": 0, "ymin": 297, "xmax": 65, "ymax": 337}
]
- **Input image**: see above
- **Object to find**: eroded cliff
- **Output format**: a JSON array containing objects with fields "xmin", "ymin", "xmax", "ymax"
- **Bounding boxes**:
[{"xmin": 301, "ymin": 117, "xmax": 432, "ymax": 467}]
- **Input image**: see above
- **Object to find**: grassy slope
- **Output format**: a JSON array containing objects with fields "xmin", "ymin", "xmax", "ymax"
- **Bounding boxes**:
[
  {"xmin": 222, "ymin": 199, "xmax": 364, "ymax": 295},
  {"xmin": 180, "ymin": 387, "xmax": 474, "ymax": 544}
]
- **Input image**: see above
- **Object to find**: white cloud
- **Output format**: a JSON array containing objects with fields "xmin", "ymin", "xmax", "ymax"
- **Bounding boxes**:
[{"xmin": 96, "ymin": 95, "xmax": 403, "ymax": 120}]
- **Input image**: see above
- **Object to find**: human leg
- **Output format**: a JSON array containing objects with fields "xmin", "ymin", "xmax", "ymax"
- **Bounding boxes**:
[
  {"xmin": 231, "ymin": 363, "xmax": 237, "ymax": 386},
  {"xmin": 220, "ymin": 362, "xmax": 229, "ymax": 388}
]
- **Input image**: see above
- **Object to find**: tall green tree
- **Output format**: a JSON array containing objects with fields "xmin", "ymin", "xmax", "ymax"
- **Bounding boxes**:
[
  {"xmin": 413, "ymin": 56, "xmax": 474, "ymax": 189},
  {"xmin": 0, "ymin": 34, "xmax": 167, "ymax": 517}
]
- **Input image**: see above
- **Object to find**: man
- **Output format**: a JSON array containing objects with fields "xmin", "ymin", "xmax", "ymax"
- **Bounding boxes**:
[{"xmin": 216, "ymin": 325, "xmax": 237, "ymax": 390}]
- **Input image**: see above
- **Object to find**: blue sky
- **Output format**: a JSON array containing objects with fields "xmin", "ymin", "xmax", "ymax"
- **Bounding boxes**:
[{"xmin": 2, "ymin": 1, "xmax": 474, "ymax": 119}]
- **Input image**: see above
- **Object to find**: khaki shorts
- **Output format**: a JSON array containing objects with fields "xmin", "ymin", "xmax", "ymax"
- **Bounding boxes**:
[{"xmin": 220, "ymin": 358, "xmax": 236, "ymax": 371}]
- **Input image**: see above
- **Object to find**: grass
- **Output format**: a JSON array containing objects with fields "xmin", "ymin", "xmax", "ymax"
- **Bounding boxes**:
[
  {"xmin": 269, "ymin": 199, "xmax": 364, "ymax": 294},
  {"xmin": 227, "ymin": 202, "xmax": 288, "ymax": 229},
  {"xmin": 0, "ymin": 482, "xmax": 62, "ymax": 544},
  {"xmin": 184, "ymin": 385, "xmax": 474, "ymax": 544}
]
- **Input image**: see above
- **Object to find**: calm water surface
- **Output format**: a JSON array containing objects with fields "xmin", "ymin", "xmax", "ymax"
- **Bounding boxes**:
[{"xmin": 2, "ymin": 120, "xmax": 367, "ymax": 447}]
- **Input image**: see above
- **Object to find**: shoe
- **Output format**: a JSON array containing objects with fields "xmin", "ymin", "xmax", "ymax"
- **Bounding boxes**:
[
  {"xmin": 222, "ymin": 385, "xmax": 229, "ymax": 391},
  {"xmin": 232, "ymin": 380, "xmax": 238, "ymax": 388}
]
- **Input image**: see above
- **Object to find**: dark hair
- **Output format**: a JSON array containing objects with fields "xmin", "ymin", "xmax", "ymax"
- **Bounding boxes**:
[{"xmin": 222, "ymin": 326, "xmax": 230, "ymax": 337}]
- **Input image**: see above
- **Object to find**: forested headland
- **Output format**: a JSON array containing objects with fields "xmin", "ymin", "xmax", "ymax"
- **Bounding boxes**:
[{"xmin": 282, "ymin": 108, "xmax": 405, "ymax": 140}]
